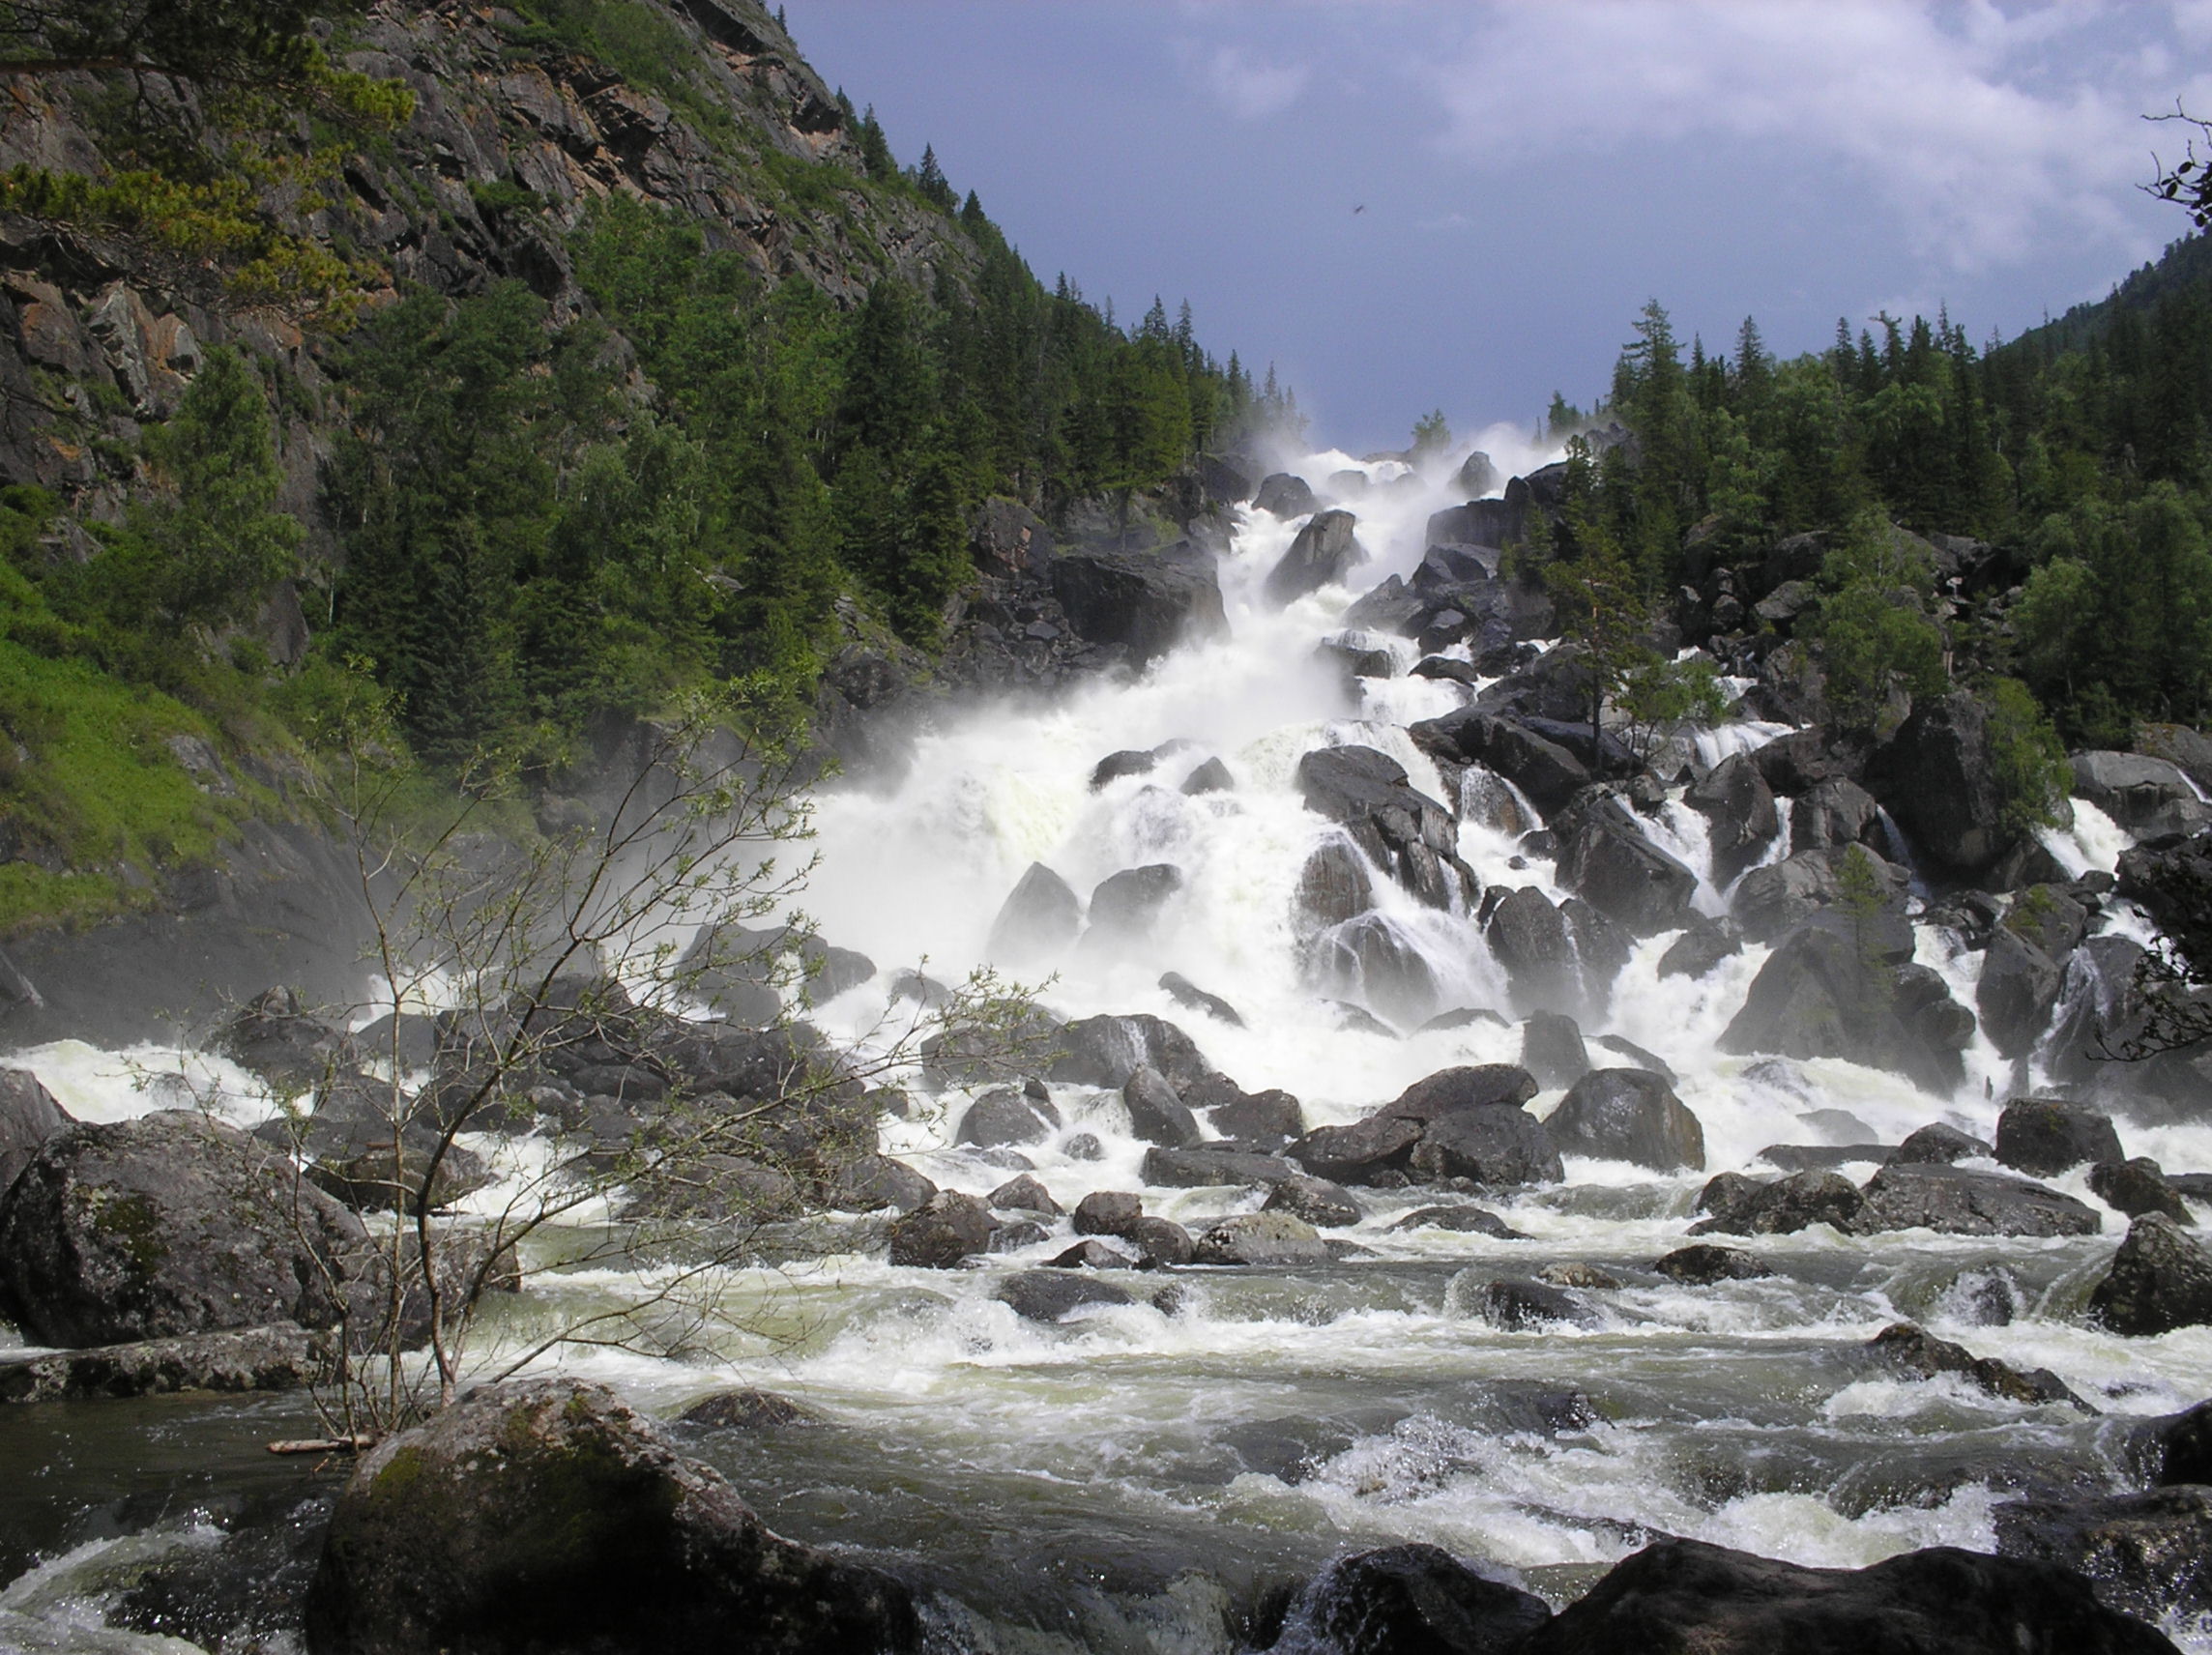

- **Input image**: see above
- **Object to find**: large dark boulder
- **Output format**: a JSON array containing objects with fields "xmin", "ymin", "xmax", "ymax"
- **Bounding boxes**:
[
  {"xmin": 1553, "ymin": 790, "xmax": 1699, "ymax": 937},
  {"xmin": 1790, "ymin": 776, "xmax": 1883, "ymax": 853},
  {"xmin": 1385, "ymin": 1065, "xmax": 1540, "ymax": 1118},
  {"xmin": 1410, "ymin": 710, "xmax": 1590, "ymax": 820},
  {"xmin": 1048, "ymin": 1013, "xmax": 1218, "ymax": 1093},
  {"xmin": 985, "ymin": 862, "xmax": 1083, "ymax": 964},
  {"xmin": 2088, "ymin": 1213, "xmax": 2212, "ymax": 1335},
  {"xmin": 304, "ymin": 1379, "xmax": 917, "ymax": 1655},
  {"xmin": 1267, "ymin": 1543, "xmax": 1551, "ymax": 1654},
  {"xmin": 1297, "ymin": 745, "xmax": 1467, "ymax": 911},
  {"xmin": 1732, "ymin": 847, "xmax": 1911, "ymax": 947},
  {"xmin": 1120, "ymin": 1065, "xmax": 1201, "ymax": 1147},
  {"xmin": 1254, "ymin": 472, "xmax": 1317, "ymax": 517},
  {"xmin": 1408, "ymin": 1107, "xmax": 1562, "ymax": 1189},
  {"xmin": 1266, "ymin": 508, "xmax": 1367, "ymax": 606},
  {"xmin": 1291, "ymin": 1065, "xmax": 1557, "ymax": 1189},
  {"xmin": 1083, "ymin": 863, "xmax": 1183, "ymax": 946},
  {"xmin": 1295, "ymin": 836, "xmax": 1376, "ymax": 933},
  {"xmin": 955, "ymin": 1086, "xmax": 1059, "ymax": 1148},
  {"xmin": 1516, "ymin": 1537, "xmax": 2178, "ymax": 1654},
  {"xmin": 1996, "ymin": 1098, "xmax": 2125, "ymax": 1177},
  {"xmin": 1545, "ymin": 1069, "xmax": 1704, "ymax": 1173},
  {"xmin": 886, "ymin": 1192, "xmax": 997, "ymax": 1268},
  {"xmin": 1720, "ymin": 918, "xmax": 1968, "ymax": 1093},
  {"xmin": 1869, "ymin": 691, "xmax": 2065, "ymax": 877},
  {"xmin": 1868, "ymin": 1321, "xmax": 2089, "ymax": 1410},
  {"xmin": 2073, "ymin": 750, "xmax": 2212, "ymax": 838},
  {"xmin": 2089, "ymin": 1158, "xmax": 2196, "ymax": 1223},
  {"xmin": 1486, "ymin": 887, "xmax": 1581, "ymax": 1015},
  {"xmin": 219, "ymin": 987, "xmax": 353, "ymax": 1089},
  {"xmin": 995, "ymin": 1270, "xmax": 1134, "ymax": 1323},
  {"xmin": 1691, "ymin": 1171, "xmax": 1868, "ymax": 1236},
  {"xmin": 0, "ymin": 1110, "xmax": 364, "ymax": 1348},
  {"xmin": 1192, "ymin": 1211, "xmax": 1330, "ymax": 1265},
  {"xmin": 0, "ymin": 1321, "xmax": 332, "ymax": 1403},
  {"xmin": 1142, "ymin": 1145, "xmax": 1299, "ymax": 1188},
  {"xmin": 1859, "ymin": 1163, "xmax": 2102, "ymax": 1237},
  {"xmin": 1996, "ymin": 1486, "xmax": 2212, "ymax": 1630},
  {"xmin": 1685, "ymin": 755, "xmax": 1781, "ymax": 887},
  {"xmin": 1480, "ymin": 1277, "xmax": 1596, "ymax": 1329},
  {"xmin": 0, "ymin": 1066, "xmax": 69, "ymax": 1195},
  {"xmin": 1050, "ymin": 546, "xmax": 1227, "ymax": 668},
  {"xmin": 2135, "ymin": 1399, "xmax": 2212, "ymax": 1485},
  {"xmin": 1316, "ymin": 913, "xmax": 1444, "ymax": 1029},
  {"xmin": 1977, "ymin": 929, "xmax": 2064, "ymax": 1059},
  {"xmin": 1520, "ymin": 1009, "xmax": 1590, "ymax": 1089}
]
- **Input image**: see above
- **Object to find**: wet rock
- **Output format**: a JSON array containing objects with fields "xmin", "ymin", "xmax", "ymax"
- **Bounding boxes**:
[
  {"xmin": 0, "ymin": 1110, "xmax": 364, "ymax": 1347},
  {"xmin": 986, "ymin": 862, "xmax": 1084, "ymax": 962},
  {"xmin": 996, "ymin": 1269, "xmax": 1136, "ymax": 1323},
  {"xmin": 1684, "ymin": 754, "xmax": 1781, "ymax": 886},
  {"xmin": 1545, "ymin": 1069, "xmax": 1705, "ymax": 1173},
  {"xmin": 1791, "ymin": 776, "xmax": 1883, "ymax": 853},
  {"xmin": 675, "ymin": 1389, "xmax": 823, "ymax": 1430},
  {"xmin": 617, "ymin": 1152, "xmax": 801, "ymax": 1225},
  {"xmin": 1996, "ymin": 1486, "xmax": 2212, "ymax": 1629},
  {"xmin": 1539, "ymin": 1263, "xmax": 1620, "ymax": 1290},
  {"xmin": 1720, "ymin": 916, "xmax": 1966, "ymax": 1093},
  {"xmin": 1590, "ymin": 1037, "xmax": 1676, "ymax": 1085},
  {"xmin": 1180, "ymin": 757, "xmax": 1235, "ymax": 795},
  {"xmin": 307, "ymin": 1134, "xmax": 495, "ymax": 1215},
  {"xmin": 1073, "ymin": 1192, "xmax": 1145, "ymax": 1236},
  {"xmin": 1120, "ymin": 1064, "xmax": 1202, "ymax": 1147},
  {"xmin": 1085, "ymin": 864, "xmax": 1184, "ymax": 947},
  {"xmin": 1977, "ymin": 929, "xmax": 2065, "ymax": 1060},
  {"xmin": 1658, "ymin": 915, "xmax": 1744, "ymax": 981},
  {"xmin": 1048, "ymin": 1013, "xmax": 1219, "ymax": 1093},
  {"xmin": 1266, "ymin": 508, "xmax": 1367, "ymax": 606},
  {"xmin": 2073, "ymin": 751, "xmax": 2212, "ymax": 837},
  {"xmin": 1407, "ymin": 1107, "xmax": 1562, "ymax": 1190},
  {"xmin": 0, "ymin": 1322, "xmax": 332, "ymax": 1404},
  {"xmin": 825, "ymin": 1154, "xmax": 937, "ymax": 1214},
  {"xmin": 1411, "ymin": 709, "xmax": 1592, "ymax": 820},
  {"xmin": 1263, "ymin": 1174, "xmax": 1363, "ymax": 1228},
  {"xmin": 1731, "ymin": 847, "xmax": 1912, "ymax": 947},
  {"xmin": 1193, "ymin": 1211, "xmax": 1330, "ymax": 1266},
  {"xmin": 2134, "ymin": 1399, "xmax": 2212, "ymax": 1486},
  {"xmin": 1319, "ymin": 913, "xmax": 1444, "ymax": 1028},
  {"xmin": 1158, "ymin": 972, "xmax": 1243, "ymax": 1027},
  {"xmin": 1202, "ymin": 1087, "xmax": 1304, "ymax": 1147},
  {"xmin": 1390, "ymin": 1205, "xmax": 1528, "ymax": 1238},
  {"xmin": 1063, "ymin": 1132, "xmax": 1105, "ymax": 1161},
  {"xmin": 1255, "ymin": 472, "xmax": 1318, "ymax": 517},
  {"xmin": 956, "ymin": 1086, "xmax": 1060, "ymax": 1148},
  {"xmin": 1758, "ymin": 1144, "xmax": 1888, "ymax": 1173},
  {"xmin": 1868, "ymin": 1321, "xmax": 2092, "ymax": 1410},
  {"xmin": 1295, "ymin": 836, "xmax": 1377, "ymax": 933},
  {"xmin": 1050, "ymin": 545, "xmax": 1228, "ymax": 668},
  {"xmin": 1553, "ymin": 789, "xmax": 1700, "ymax": 937},
  {"xmin": 1127, "ymin": 1217, "xmax": 1196, "ymax": 1266},
  {"xmin": 996, "ymin": 1215, "xmax": 1061, "ymax": 1249},
  {"xmin": 1516, "ymin": 1536, "xmax": 2176, "ymax": 1655},
  {"xmin": 0, "ymin": 1066, "xmax": 70, "ymax": 1194},
  {"xmin": 2089, "ymin": 1213, "xmax": 2212, "ymax": 1335},
  {"xmin": 1520, "ymin": 1009, "xmax": 1590, "ymax": 1089},
  {"xmin": 1890, "ymin": 1122, "xmax": 1994, "ymax": 1165},
  {"xmin": 886, "ymin": 1192, "xmax": 996, "ymax": 1268},
  {"xmin": 304, "ymin": 1379, "xmax": 918, "ymax": 1655},
  {"xmin": 1297, "ymin": 745, "xmax": 1468, "ymax": 911},
  {"xmin": 1871, "ymin": 691, "xmax": 2066, "ymax": 877},
  {"xmin": 2089, "ymin": 1159, "xmax": 2195, "ymax": 1224},
  {"xmin": 1690, "ymin": 1170, "xmax": 1868, "ymax": 1236},
  {"xmin": 1090, "ymin": 748, "xmax": 1159, "ymax": 789},
  {"xmin": 1860, "ymin": 1163, "xmax": 2102, "ymax": 1237},
  {"xmin": 1294, "ymin": 1066, "xmax": 1558, "ymax": 1190},
  {"xmin": 1141, "ymin": 1145, "xmax": 1297, "ymax": 1188},
  {"xmin": 1386, "ymin": 1065, "xmax": 1541, "ymax": 1118},
  {"xmin": 1480, "ymin": 1277, "xmax": 1597, "ymax": 1329},
  {"xmin": 218, "ymin": 987, "xmax": 353, "ymax": 1089},
  {"xmin": 1266, "ymin": 1543, "xmax": 1552, "ymax": 1655},
  {"xmin": 988, "ymin": 1174, "xmax": 1061, "ymax": 1216},
  {"xmin": 1485, "ymin": 887, "xmax": 1582, "ymax": 1015},
  {"xmin": 1653, "ymin": 1244, "xmax": 1773, "ymax": 1284},
  {"xmin": 1051, "ymin": 1238, "xmax": 1136, "ymax": 1269},
  {"xmin": 1996, "ymin": 1098, "xmax": 2125, "ymax": 1177},
  {"xmin": 0, "ymin": 1611, "xmax": 209, "ymax": 1652}
]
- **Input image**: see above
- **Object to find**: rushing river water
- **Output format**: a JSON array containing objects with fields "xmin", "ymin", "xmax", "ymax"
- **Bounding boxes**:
[{"xmin": 4, "ymin": 434, "xmax": 2211, "ymax": 1652}]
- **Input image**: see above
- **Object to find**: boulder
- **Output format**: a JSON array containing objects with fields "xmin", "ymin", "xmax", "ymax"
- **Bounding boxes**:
[
  {"xmin": 1720, "ymin": 918, "xmax": 1966, "ymax": 1093},
  {"xmin": 1406, "ymin": 1105, "xmax": 1563, "ymax": 1188},
  {"xmin": 1890, "ymin": 1122, "xmax": 1994, "ymax": 1165},
  {"xmin": 0, "ymin": 1111, "xmax": 364, "ymax": 1348},
  {"xmin": 1390, "ymin": 1204, "xmax": 1528, "ymax": 1239},
  {"xmin": 1297, "ymin": 746, "xmax": 1466, "ymax": 911},
  {"xmin": 1072, "ymin": 1191, "xmax": 1144, "ymax": 1236},
  {"xmin": 1657, "ymin": 915, "xmax": 1743, "ymax": 981},
  {"xmin": 1653, "ymin": 1243, "xmax": 1772, "ymax": 1284},
  {"xmin": 1480, "ymin": 1277, "xmax": 1596, "ymax": 1330},
  {"xmin": 2090, "ymin": 1159, "xmax": 2195, "ymax": 1224},
  {"xmin": 2072, "ymin": 750, "xmax": 2212, "ymax": 836},
  {"xmin": 1295, "ymin": 836, "xmax": 1376, "ymax": 933},
  {"xmin": 0, "ymin": 1066, "xmax": 70, "ymax": 1195},
  {"xmin": 886, "ymin": 1192, "xmax": 996, "ymax": 1267},
  {"xmin": 1868, "ymin": 691, "xmax": 2061, "ymax": 877},
  {"xmin": 1140, "ymin": 1145, "xmax": 1297, "ymax": 1188},
  {"xmin": 1051, "ymin": 1238, "xmax": 1135, "ymax": 1270},
  {"xmin": 1266, "ymin": 508, "xmax": 1367, "ymax": 606},
  {"xmin": 1180, "ymin": 757, "xmax": 1234, "ymax": 796},
  {"xmin": 1685, "ymin": 755, "xmax": 1781, "ymax": 886},
  {"xmin": 1203, "ymin": 1087, "xmax": 1304, "ymax": 1147},
  {"xmin": 987, "ymin": 1175, "xmax": 1061, "ymax": 1216},
  {"xmin": 1520, "ymin": 1009, "xmax": 1590, "ymax": 1089},
  {"xmin": 0, "ymin": 1321, "xmax": 332, "ymax": 1404},
  {"xmin": 1691, "ymin": 1170, "xmax": 1868, "ymax": 1236},
  {"xmin": 1254, "ymin": 472, "xmax": 1317, "ymax": 517},
  {"xmin": 1049, "ymin": 546, "xmax": 1227, "ymax": 668},
  {"xmin": 1515, "ymin": 1537, "xmax": 2178, "ymax": 1655},
  {"xmin": 1487, "ymin": 888, "xmax": 1582, "ymax": 1014},
  {"xmin": 1317, "ymin": 913, "xmax": 1443, "ymax": 1028},
  {"xmin": 986, "ymin": 863, "xmax": 1083, "ymax": 963},
  {"xmin": 1048, "ymin": 1013, "xmax": 1218, "ymax": 1093},
  {"xmin": 1996, "ymin": 1486, "xmax": 2212, "ymax": 1629},
  {"xmin": 1868, "ymin": 1321, "xmax": 2090, "ymax": 1410},
  {"xmin": 303, "ymin": 1379, "xmax": 918, "ymax": 1655},
  {"xmin": 1860, "ymin": 1163, "xmax": 2102, "ymax": 1237},
  {"xmin": 1266, "ymin": 1543, "xmax": 1552, "ymax": 1655},
  {"xmin": 2088, "ymin": 1213, "xmax": 2212, "ymax": 1335},
  {"xmin": 955, "ymin": 1087, "xmax": 1059, "ymax": 1149},
  {"xmin": 1791, "ymin": 776, "xmax": 1883, "ymax": 853},
  {"xmin": 825, "ymin": 1154, "xmax": 936, "ymax": 1214},
  {"xmin": 995, "ymin": 1270, "xmax": 1135, "ymax": 1323},
  {"xmin": 218, "ymin": 987, "xmax": 352, "ymax": 1089},
  {"xmin": 1127, "ymin": 1217, "xmax": 1196, "ymax": 1266},
  {"xmin": 1977, "ymin": 929, "xmax": 2064, "ymax": 1059},
  {"xmin": 1262, "ymin": 1174, "xmax": 1363, "ymax": 1229},
  {"xmin": 1731, "ymin": 847, "xmax": 1911, "ymax": 947},
  {"xmin": 1192, "ymin": 1212, "xmax": 1329, "ymax": 1266},
  {"xmin": 1120, "ymin": 1065, "xmax": 1202, "ymax": 1147},
  {"xmin": 1544, "ymin": 1069, "xmax": 1704, "ymax": 1173},
  {"xmin": 1553, "ymin": 790, "xmax": 1699, "ymax": 937},
  {"xmin": 2135, "ymin": 1399, "xmax": 2212, "ymax": 1486},
  {"xmin": 1410, "ymin": 709, "xmax": 1590, "ymax": 820},
  {"xmin": 1084, "ymin": 864, "xmax": 1184, "ymax": 946},
  {"xmin": 1090, "ymin": 748, "xmax": 1158, "ymax": 789},
  {"xmin": 674, "ymin": 1389, "xmax": 823, "ymax": 1431},
  {"xmin": 1158, "ymin": 971, "xmax": 1242, "ymax": 1027},
  {"xmin": 1995, "ymin": 1098, "xmax": 2125, "ymax": 1177}
]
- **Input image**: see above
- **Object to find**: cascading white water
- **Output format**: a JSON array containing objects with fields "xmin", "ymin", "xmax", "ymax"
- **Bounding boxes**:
[{"xmin": 6, "ymin": 428, "xmax": 2212, "ymax": 1650}]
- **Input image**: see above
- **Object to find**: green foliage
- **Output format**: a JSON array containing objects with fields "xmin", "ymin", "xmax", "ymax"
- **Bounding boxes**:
[
  {"xmin": 1411, "ymin": 409, "xmax": 1451, "ymax": 464},
  {"xmin": 1807, "ymin": 581, "xmax": 1945, "ymax": 738},
  {"xmin": 1984, "ymin": 674, "xmax": 2071, "ymax": 836}
]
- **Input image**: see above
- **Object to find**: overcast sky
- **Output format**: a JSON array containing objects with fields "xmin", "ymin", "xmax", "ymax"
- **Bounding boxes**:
[{"xmin": 786, "ymin": 2, "xmax": 2210, "ymax": 454}]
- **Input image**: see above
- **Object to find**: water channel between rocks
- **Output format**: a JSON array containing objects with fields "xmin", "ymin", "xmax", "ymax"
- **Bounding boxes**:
[{"xmin": 4, "ymin": 433, "xmax": 2210, "ymax": 1653}]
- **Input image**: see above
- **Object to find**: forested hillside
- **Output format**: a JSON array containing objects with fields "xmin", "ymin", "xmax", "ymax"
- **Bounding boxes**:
[{"xmin": 0, "ymin": 0, "xmax": 1273, "ymax": 939}]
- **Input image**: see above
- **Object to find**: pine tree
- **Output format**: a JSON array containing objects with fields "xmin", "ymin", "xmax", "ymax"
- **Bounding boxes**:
[{"xmin": 916, "ymin": 143, "xmax": 954, "ymax": 210}]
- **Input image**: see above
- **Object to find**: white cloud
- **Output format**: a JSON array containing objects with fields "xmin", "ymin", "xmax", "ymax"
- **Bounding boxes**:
[
  {"xmin": 1184, "ymin": 44, "xmax": 1313, "ymax": 120},
  {"xmin": 1415, "ymin": 1, "xmax": 2199, "ymax": 270}
]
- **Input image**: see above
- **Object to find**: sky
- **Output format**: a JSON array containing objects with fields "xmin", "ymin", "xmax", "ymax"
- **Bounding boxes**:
[{"xmin": 785, "ymin": 2, "xmax": 2212, "ymax": 455}]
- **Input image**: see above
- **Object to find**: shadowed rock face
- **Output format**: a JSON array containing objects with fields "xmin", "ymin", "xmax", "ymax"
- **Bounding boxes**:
[{"xmin": 305, "ymin": 1379, "xmax": 919, "ymax": 1655}]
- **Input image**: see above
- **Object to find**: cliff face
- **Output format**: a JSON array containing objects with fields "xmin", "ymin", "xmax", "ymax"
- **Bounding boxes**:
[{"xmin": 0, "ymin": 0, "xmax": 970, "ymax": 537}]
